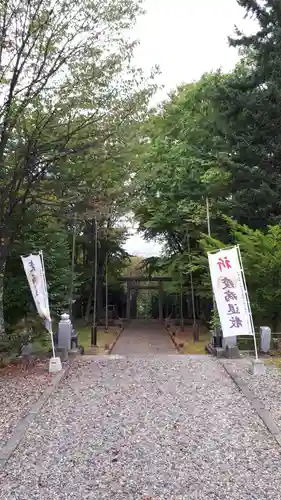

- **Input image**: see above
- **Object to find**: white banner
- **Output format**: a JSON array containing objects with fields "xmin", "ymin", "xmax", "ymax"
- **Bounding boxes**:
[
  {"xmin": 208, "ymin": 246, "xmax": 253, "ymax": 337},
  {"xmin": 21, "ymin": 253, "xmax": 51, "ymax": 322}
]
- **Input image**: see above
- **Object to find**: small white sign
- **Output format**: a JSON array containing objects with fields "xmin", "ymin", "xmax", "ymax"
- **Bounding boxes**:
[{"xmin": 208, "ymin": 246, "xmax": 253, "ymax": 338}]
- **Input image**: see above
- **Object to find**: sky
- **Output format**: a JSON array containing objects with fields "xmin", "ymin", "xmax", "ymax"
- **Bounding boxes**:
[{"xmin": 123, "ymin": 0, "xmax": 257, "ymax": 258}]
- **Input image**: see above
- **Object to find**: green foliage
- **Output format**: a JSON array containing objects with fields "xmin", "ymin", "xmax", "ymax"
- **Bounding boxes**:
[
  {"xmin": 0, "ymin": 316, "xmax": 48, "ymax": 358},
  {"xmin": 208, "ymin": 1, "xmax": 281, "ymax": 229},
  {"xmin": 131, "ymin": 75, "xmax": 234, "ymax": 301},
  {"xmin": 137, "ymin": 290, "xmax": 153, "ymax": 319},
  {"xmin": 209, "ymin": 308, "xmax": 221, "ymax": 332},
  {"xmin": 0, "ymin": 0, "xmax": 157, "ymax": 332},
  {"xmin": 133, "ymin": 74, "xmax": 230, "ymax": 246}
]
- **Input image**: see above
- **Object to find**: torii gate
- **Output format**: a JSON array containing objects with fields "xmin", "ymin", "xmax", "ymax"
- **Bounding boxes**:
[{"xmin": 119, "ymin": 276, "xmax": 173, "ymax": 322}]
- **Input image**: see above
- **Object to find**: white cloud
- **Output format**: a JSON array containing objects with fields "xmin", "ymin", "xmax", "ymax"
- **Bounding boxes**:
[
  {"xmin": 133, "ymin": 0, "xmax": 256, "ymax": 99},
  {"xmin": 124, "ymin": 231, "xmax": 162, "ymax": 257}
]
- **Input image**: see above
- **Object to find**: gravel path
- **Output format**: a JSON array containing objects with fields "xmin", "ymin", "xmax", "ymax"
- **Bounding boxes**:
[
  {"xmin": 112, "ymin": 320, "xmax": 176, "ymax": 354},
  {"xmin": 1, "ymin": 355, "xmax": 281, "ymax": 499},
  {"xmin": 223, "ymin": 357, "xmax": 281, "ymax": 432},
  {"xmin": 0, "ymin": 362, "xmax": 52, "ymax": 448}
]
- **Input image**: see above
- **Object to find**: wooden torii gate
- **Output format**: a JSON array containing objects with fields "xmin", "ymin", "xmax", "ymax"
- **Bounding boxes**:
[{"xmin": 119, "ymin": 276, "xmax": 173, "ymax": 322}]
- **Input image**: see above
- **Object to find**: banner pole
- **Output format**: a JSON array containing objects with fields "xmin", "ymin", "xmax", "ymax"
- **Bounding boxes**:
[
  {"xmin": 39, "ymin": 251, "xmax": 48, "ymax": 306},
  {"xmin": 49, "ymin": 326, "xmax": 56, "ymax": 359},
  {"xmin": 236, "ymin": 245, "xmax": 258, "ymax": 360},
  {"xmin": 39, "ymin": 251, "xmax": 56, "ymax": 359}
]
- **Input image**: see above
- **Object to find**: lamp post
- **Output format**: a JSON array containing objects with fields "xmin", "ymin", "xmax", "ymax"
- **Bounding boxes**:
[
  {"xmin": 186, "ymin": 230, "xmax": 196, "ymax": 329},
  {"xmin": 91, "ymin": 216, "xmax": 98, "ymax": 346},
  {"xmin": 105, "ymin": 248, "xmax": 108, "ymax": 332},
  {"xmin": 180, "ymin": 279, "xmax": 184, "ymax": 332},
  {"xmin": 69, "ymin": 213, "xmax": 77, "ymax": 320},
  {"xmin": 206, "ymin": 197, "xmax": 220, "ymax": 344},
  {"xmin": 91, "ymin": 206, "xmax": 113, "ymax": 344}
]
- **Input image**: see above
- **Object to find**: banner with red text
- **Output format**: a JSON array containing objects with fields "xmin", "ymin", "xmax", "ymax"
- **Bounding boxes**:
[{"xmin": 208, "ymin": 246, "xmax": 253, "ymax": 337}]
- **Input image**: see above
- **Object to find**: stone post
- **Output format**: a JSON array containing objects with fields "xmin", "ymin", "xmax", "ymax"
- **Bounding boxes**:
[
  {"xmin": 260, "ymin": 326, "xmax": 271, "ymax": 353},
  {"xmin": 212, "ymin": 327, "xmax": 222, "ymax": 348},
  {"xmin": 222, "ymin": 335, "xmax": 240, "ymax": 358},
  {"xmin": 222, "ymin": 336, "xmax": 237, "ymax": 350},
  {"xmin": 58, "ymin": 313, "xmax": 72, "ymax": 351}
]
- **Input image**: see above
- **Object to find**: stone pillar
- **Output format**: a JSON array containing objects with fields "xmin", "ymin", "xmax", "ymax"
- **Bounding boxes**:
[
  {"xmin": 222, "ymin": 335, "xmax": 240, "ymax": 358},
  {"xmin": 58, "ymin": 313, "xmax": 72, "ymax": 350},
  {"xmin": 260, "ymin": 326, "xmax": 271, "ymax": 353},
  {"xmin": 222, "ymin": 336, "xmax": 237, "ymax": 350},
  {"xmin": 212, "ymin": 327, "xmax": 222, "ymax": 348}
]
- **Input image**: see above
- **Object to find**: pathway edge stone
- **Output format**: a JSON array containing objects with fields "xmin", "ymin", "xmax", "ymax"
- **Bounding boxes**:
[
  {"xmin": 108, "ymin": 325, "xmax": 124, "ymax": 354},
  {"xmin": 165, "ymin": 326, "xmax": 180, "ymax": 352},
  {"xmin": 0, "ymin": 366, "xmax": 70, "ymax": 468},
  {"xmin": 221, "ymin": 360, "xmax": 281, "ymax": 447}
]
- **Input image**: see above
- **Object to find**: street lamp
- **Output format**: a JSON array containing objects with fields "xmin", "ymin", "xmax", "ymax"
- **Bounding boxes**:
[
  {"xmin": 105, "ymin": 247, "xmax": 109, "ymax": 332},
  {"xmin": 91, "ymin": 205, "xmax": 113, "ymax": 345},
  {"xmin": 69, "ymin": 213, "xmax": 77, "ymax": 319},
  {"xmin": 180, "ymin": 279, "xmax": 184, "ymax": 332},
  {"xmin": 91, "ymin": 216, "xmax": 98, "ymax": 346},
  {"xmin": 186, "ymin": 231, "xmax": 197, "ymax": 330},
  {"xmin": 104, "ymin": 212, "xmax": 113, "ymax": 333},
  {"xmin": 66, "ymin": 197, "xmax": 114, "ymax": 345}
]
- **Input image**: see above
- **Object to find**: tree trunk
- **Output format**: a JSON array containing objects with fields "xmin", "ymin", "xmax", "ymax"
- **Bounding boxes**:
[
  {"xmin": 84, "ymin": 285, "xmax": 93, "ymax": 324},
  {"xmin": 84, "ymin": 221, "xmax": 95, "ymax": 324}
]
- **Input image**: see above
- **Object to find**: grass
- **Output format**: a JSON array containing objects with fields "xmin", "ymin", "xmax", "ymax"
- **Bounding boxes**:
[
  {"xmin": 265, "ymin": 357, "xmax": 281, "ymax": 369},
  {"xmin": 182, "ymin": 332, "xmax": 211, "ymax": 355},
  {"xmin": 168, "ymin": 324, "xmax": 211, "ymax": 355},
  {"xmin": 76, "ymin": 325, "xmax": 121, "ymax": 354}
]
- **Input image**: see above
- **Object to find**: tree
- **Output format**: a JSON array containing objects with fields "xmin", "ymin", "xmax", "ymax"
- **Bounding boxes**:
[
  {"xmin": 210, "ymin": 1, "xmax": 281, "ymax": 229},
  {"xmin": 132, "ymin": 74, "xmax": 231, "ymax": 287},
  {"xmin": 122, "ymin": 255, "xmax": 144, "ymax": 277},
  {"xmin": 0, "ymin": 0, "xmax": 157, "ymax": 330}
]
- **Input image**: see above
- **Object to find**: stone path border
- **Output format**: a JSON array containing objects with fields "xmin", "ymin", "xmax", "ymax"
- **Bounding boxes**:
[
  {"xmin": 221, "ymin": 360, "xmax": 281, "ymax": 448},
  {"xmin": 165, "ymin": 325, "xmax": 180, "ymax": 352},
  {"xmin": 107, "ymin": 325, "xmax": 124, "ymax": 354},
  {"xmin": 0, "ymin": 367, "xmax": 70, "ymax": 469}
]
